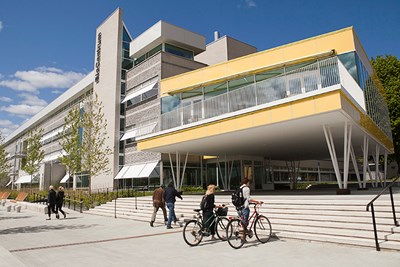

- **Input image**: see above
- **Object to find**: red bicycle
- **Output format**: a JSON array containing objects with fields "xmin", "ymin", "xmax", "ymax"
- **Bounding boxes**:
[{"xmin": 226, "ymin": 202, "xmax": 272, "ymax": 249}]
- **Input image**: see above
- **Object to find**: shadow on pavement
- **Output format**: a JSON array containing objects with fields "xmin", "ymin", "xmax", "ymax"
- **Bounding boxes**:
[
  {"xmin": 0, "ymin": 224, "xmax": 99, "ymax": 235},
  {"xmin": 0, "ymin": 216, "xmax": 33, "ymax": 220}
]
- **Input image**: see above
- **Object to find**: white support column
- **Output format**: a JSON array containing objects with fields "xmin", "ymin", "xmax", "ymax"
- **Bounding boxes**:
[
  {"xmin": 343, "ymin": 122, "xmax": 352, "ymax": 189},
  {"xmin": 323, "ymin": 125, "xmax": 343, "ymax": 189},
  {"xmin": 374, "ymin": 145, "xmax": 383, "ymax": 187},
  {"xmin": 176, "ymin": 152, "xmax": 180, "ymax": 189},
  {"xmin": 384, "ymin": 151, "xmax": 388, "ymax": 187},
  {"xmin": 216, "ymin": 159, "xmax": 226, "ymax": 189},
  {"xmin": 350, "ymin": 145, "xmax": 362, "ymax": 188},
  {"xmin": 168, "ymin": 153, "xmax": 176, "ymax": 187},
  {"xmin": 179, "ymin": 152, "xmax": 188, "ymax": 190},
  {"xmin": 160, "ymin": 160, "xmax": 164, "ymax": 186},
  {"xmin": 362, "ymin": 135, "xmax": 369, "ymax": 189},
  {"xmin": 228, "ymin": 160, "xmax": 235, "ymax": 190}
]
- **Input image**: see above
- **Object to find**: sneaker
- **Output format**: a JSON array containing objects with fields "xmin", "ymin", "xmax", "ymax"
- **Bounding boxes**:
[
  {"xmin": 56, "ymin": 214, "xmax": 59, "ymax": 219},
  {"xmin": 150, "ymin": 221, "xmax": 154, "ymax": 227},
  {"xmin": 64, "ymin": 213, "xmax": 66, "ymax": 219},
  {"xmin": 46, "ymin": 218, "xmax": 51, "ymax": 220},
  {"xmin": 167, "ymin": 225, "xmax": 173, "ymax": 229}
]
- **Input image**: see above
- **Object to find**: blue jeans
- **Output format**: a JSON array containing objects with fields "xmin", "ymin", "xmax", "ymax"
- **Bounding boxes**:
[
  {"xmin": 166, "ymin": 202, "xmax": 177, "ymax": 226},
  {"xmin": 240, "ymin": 207, "xmax": 250, "ymax": 228}
]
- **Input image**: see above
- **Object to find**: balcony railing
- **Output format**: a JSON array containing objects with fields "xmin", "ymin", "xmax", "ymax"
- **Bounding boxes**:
[{"xmin": 135, "ymin": 57, "xmax": 365, "ymax": 138}]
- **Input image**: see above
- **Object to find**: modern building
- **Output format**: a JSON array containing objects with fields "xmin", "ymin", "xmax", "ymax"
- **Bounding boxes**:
[{"xmin": 3, "ymin": 8, "xmax": 395, "ymax": 192}]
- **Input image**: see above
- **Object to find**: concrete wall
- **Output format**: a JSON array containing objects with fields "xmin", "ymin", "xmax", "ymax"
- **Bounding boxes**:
[{"xmin": 91, "ymin": 8, "xmax": 123, "ymax": 190}]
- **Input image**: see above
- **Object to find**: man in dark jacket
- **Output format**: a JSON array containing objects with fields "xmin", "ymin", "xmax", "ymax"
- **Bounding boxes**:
[
  {"xmin": 150, "ymin": 185, "xmax": 167, "ymax": 227},
  {"xmin": 164, "ymin": 182, "xmax": 182, "ymax": 229},
  {"xmin": 56, "ymin": 186, "xmax": 66, "ymax": 219},
  {"xmin": 47, "ymin": 185, "xmax": 59, "ymax": 220}
]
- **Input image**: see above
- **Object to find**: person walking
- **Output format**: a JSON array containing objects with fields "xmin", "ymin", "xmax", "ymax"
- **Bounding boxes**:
[
  {"xmin": 56, "ymin": 186, "xmax": 66, "ymax": 219},
  {"xmin": 201, "ymin": 184, "xmax": 221, "ymax": 240},
  {"xmin": 164, "ymin": 182, "xmax": 182, "ymax": 229},
  {"xmin": 46, "ymin": 185, "xmax": 59, "ymax": 220},
  {"xmin": 150, "ymin": 185, "xmax": 167, "ymax": 227}
]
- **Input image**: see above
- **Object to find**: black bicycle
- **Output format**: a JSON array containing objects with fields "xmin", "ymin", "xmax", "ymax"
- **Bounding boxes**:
[{"xmin": 183, "ymin": 206, "xmax": 230, "ymax": 246}]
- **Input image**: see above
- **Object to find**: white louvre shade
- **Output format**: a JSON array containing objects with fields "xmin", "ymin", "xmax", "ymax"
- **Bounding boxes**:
[
  {"xmin": 122, "ymin": 82, "xmax": 157, "ymax": 103},
  {"xmin": 15, "ymin": 175, "xmax": 32, "ymax": 184},
  {"xmin": 60, "ymin": 174, "xmax": 70, "ymax": 183},
  {"xmin": 120, "ymin": 129, "xmax": 137, "ymax": 141},
  {"xmin": 114, "ymin": 161, "xmax": 159, "ymax": 179}
]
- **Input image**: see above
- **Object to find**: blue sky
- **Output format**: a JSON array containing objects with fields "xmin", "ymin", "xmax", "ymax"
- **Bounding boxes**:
[{"xmin": 0, "ymin": 0, "xmax": 399, "ymax": 137}]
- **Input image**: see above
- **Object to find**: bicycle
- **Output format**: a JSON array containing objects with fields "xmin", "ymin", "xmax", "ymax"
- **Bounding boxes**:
[
  {"xmin": 183, "ymin": 205, "xmax": 230, "ymax": 246},
  {"xmin": 226, "ymin": 202, "xmax": 272, "ymax": 249}
]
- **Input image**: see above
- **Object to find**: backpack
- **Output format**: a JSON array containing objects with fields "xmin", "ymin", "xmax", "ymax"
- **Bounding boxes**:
[
  {"xmin": 231, "ymin": 186, "xmax": 245, "ymax": 208},
  {"xmin": 200, "ymin": 195, "xmax": 209, "ymax": 210}
]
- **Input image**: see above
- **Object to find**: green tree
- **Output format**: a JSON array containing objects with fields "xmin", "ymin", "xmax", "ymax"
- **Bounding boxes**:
[
  {"xmin": 0, "ymin": 132, "xmax": 12, "ymax": 188},
  {"xmin": 58, "ymin": 106, "xmax": 82, "ymax": 187},
  {"xmin": 371, "ymin": 55, "xmax": 400, "ymax": 174},
  {"xmin": 81, "ymin": 93, "xmax": 112, "ymax": 192},
  {"xmin": 22, "ymin": 128, "xmax": 45, "ymax": 190}
]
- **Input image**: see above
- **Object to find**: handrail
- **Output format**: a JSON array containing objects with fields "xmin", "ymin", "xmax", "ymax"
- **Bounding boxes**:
[{"xmin": 366, "ymin": 177, "xmax": 399, "ymax": 251}]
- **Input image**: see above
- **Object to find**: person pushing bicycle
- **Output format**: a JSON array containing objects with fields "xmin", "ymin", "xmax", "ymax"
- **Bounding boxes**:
[{"xmin": 239, "ymin": 178, "xmax": 262, "ymax": 240}]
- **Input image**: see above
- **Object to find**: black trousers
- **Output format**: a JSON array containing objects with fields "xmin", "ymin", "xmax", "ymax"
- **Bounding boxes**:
[
  {"xmin": 56, "ymin": 204, "xmax": 65, "ymax": 216},
  {"xmin": 48, "ymin": 204, "xmax": 58, "ymax": 217},
  {"xmin": 203, "ymin": 210, "xmax": 215, "ymax": 235}
]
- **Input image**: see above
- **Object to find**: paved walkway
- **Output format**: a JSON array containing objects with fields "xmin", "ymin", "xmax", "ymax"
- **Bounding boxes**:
[{"xmin": 1, "ymin": 204, "xmax": 400, "ymax": 267}]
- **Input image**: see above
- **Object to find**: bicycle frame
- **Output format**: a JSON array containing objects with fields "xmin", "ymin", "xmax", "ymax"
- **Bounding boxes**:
[{"xmin": 232, "ymin": 203, "xmax": 260, "ymax": 230}]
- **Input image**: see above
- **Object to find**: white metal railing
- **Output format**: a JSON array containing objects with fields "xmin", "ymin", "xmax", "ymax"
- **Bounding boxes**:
[{"xmin": 136, "ymin": 57, "xmax": 358, "ymax": 137}]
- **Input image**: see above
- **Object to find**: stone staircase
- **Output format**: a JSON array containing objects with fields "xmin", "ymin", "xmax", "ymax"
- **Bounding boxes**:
[{"xmin": 85, "ymin": 192, "xmax": 400, "ymax": 251}]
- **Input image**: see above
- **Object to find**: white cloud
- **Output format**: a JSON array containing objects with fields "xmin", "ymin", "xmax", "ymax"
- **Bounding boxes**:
[
  {"xmin": 18, "ymin": 93, "xmax": 48, "ymax": 106},
  {"xmin": 238, "ymin": 0, "xmax": 257, "ymax": 8},
  {"xmin": 0, "ymin": 96, "xmax": 12, "ymax": 103},
  {"xmin": 0, "ymin": 119, "xmax": 19, "ymax": 137},
  {"xmin": 0, "ymin": 21, "xmax": 3, "ymax": 32},
  {"xmin": 0, "ymin": 104, "xmax": 44, "ymax": 116},
  {"xmin": 0, "ymin": 67, "xmax": 86, "ymax": 93},
  {"xmin": 51, "ymin": 89, "xmax": 64, "ymax": 94}
]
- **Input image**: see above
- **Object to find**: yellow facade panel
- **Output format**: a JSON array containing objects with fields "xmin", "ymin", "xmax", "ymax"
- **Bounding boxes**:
[
  {"xmin": 316, "ymin": 29, "xmax": 355, "ymax": 55},
  {"xmin": 251, "ymin": 111, "xmax": 270, "ymax": 127},
  {"xmin": 291, "ymin": 98, "xmax": 316, "ymax": 118},
  {"xmin": 282, "ymin": 41, "xmax": 318, "ymax": 62},
  {"xmin": 252, "ymin": 49, "xmax": 283, "ymax": 69},
  {"xmin": 314, "ymin": 92, "xmax": 342, "ymax": 113},
  {"xmin": 226, "ymin": 57, "xmax": 255, "ymax": 76},
  {"xmin": 161, "ymin": 27, "xmax": 357, "ymax": 95},
  {"xmin": 270, "ymin": 104, "xmax": 292, "ymax": 123}
]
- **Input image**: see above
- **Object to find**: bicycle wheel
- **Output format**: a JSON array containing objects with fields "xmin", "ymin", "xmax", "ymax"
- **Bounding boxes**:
[
  {"xmin": 226, "ymin": 218, "xmax": 245, "ymax": 249},
  {"xmin": 215, "ymin": 217, "xmax": 229, "ymax": 241},
  {"xmin": 183, "ymin": 220, "xmax": 203, "ymax": 246},
  {"xmin": 254, "ymin": 215, "xmax": 272, "ymax": 243}
]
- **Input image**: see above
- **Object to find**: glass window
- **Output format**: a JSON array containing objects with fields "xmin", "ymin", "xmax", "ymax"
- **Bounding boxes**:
[
  {"xmin": 285, "ymin": 60, "xmax": 317, "ymax": 73},
  {"xmin": 304, "ymin": 75, "xmax": 318, "ymax": 92},
  {"xmin": 165, "ymin": 43, "xmax": 193, "ymax": 60},
  {"xmin": 134, "ymin": 54, "xmax": 146, "ymax": 65},
  {"xmin": 161, "ymin": 95, "xmax": 181, "ymax": 113},
  {"xmin": 338, "ymin": 52, "xmax": 358, "ymax": 83},
  {"xmin": 147, "ymin": 44, "xmax": 162, "ymax": 58},
  {"xmin": 181, "ymin": 87, "xmax": 203, "ymax": 100},
  {"xmin": 204, "ymin": 82, "xmax": 227, "ymax": 99},
  {"xmin": 228, "ymin": 75, "xmax": 254, "ymax": 91},
  {"xmin": 255, "ymin": 68, "xmax": 284, "ymax": 82},
  {"xmin": 127, "ymin": 95, "xmax": 141, "ymax": 107}
]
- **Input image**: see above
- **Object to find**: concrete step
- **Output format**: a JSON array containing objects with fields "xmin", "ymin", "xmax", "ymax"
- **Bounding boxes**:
[{"xmin": 86, "ymin": 194, "xmax": 400, "ymax": 251}]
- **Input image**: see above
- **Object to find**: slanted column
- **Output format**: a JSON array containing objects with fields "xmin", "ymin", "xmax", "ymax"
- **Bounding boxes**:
[
  {"xmin": 323, "ymin": 125, "xmax": 343, "ymax": 189},
  {"xmin": 343, "ymin": 122, "xmax": 352, "ymax": 189},
  {"xmin": 350, "ymin": 145, "xmax": 362, "ymax": 188},
  {"xmin": 362, "ymin": 135, "xmax": 369, "ymax": 189},
  {"xmin": 168, "ymin": 152, "xmax": 188, "ymax": 190}
]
